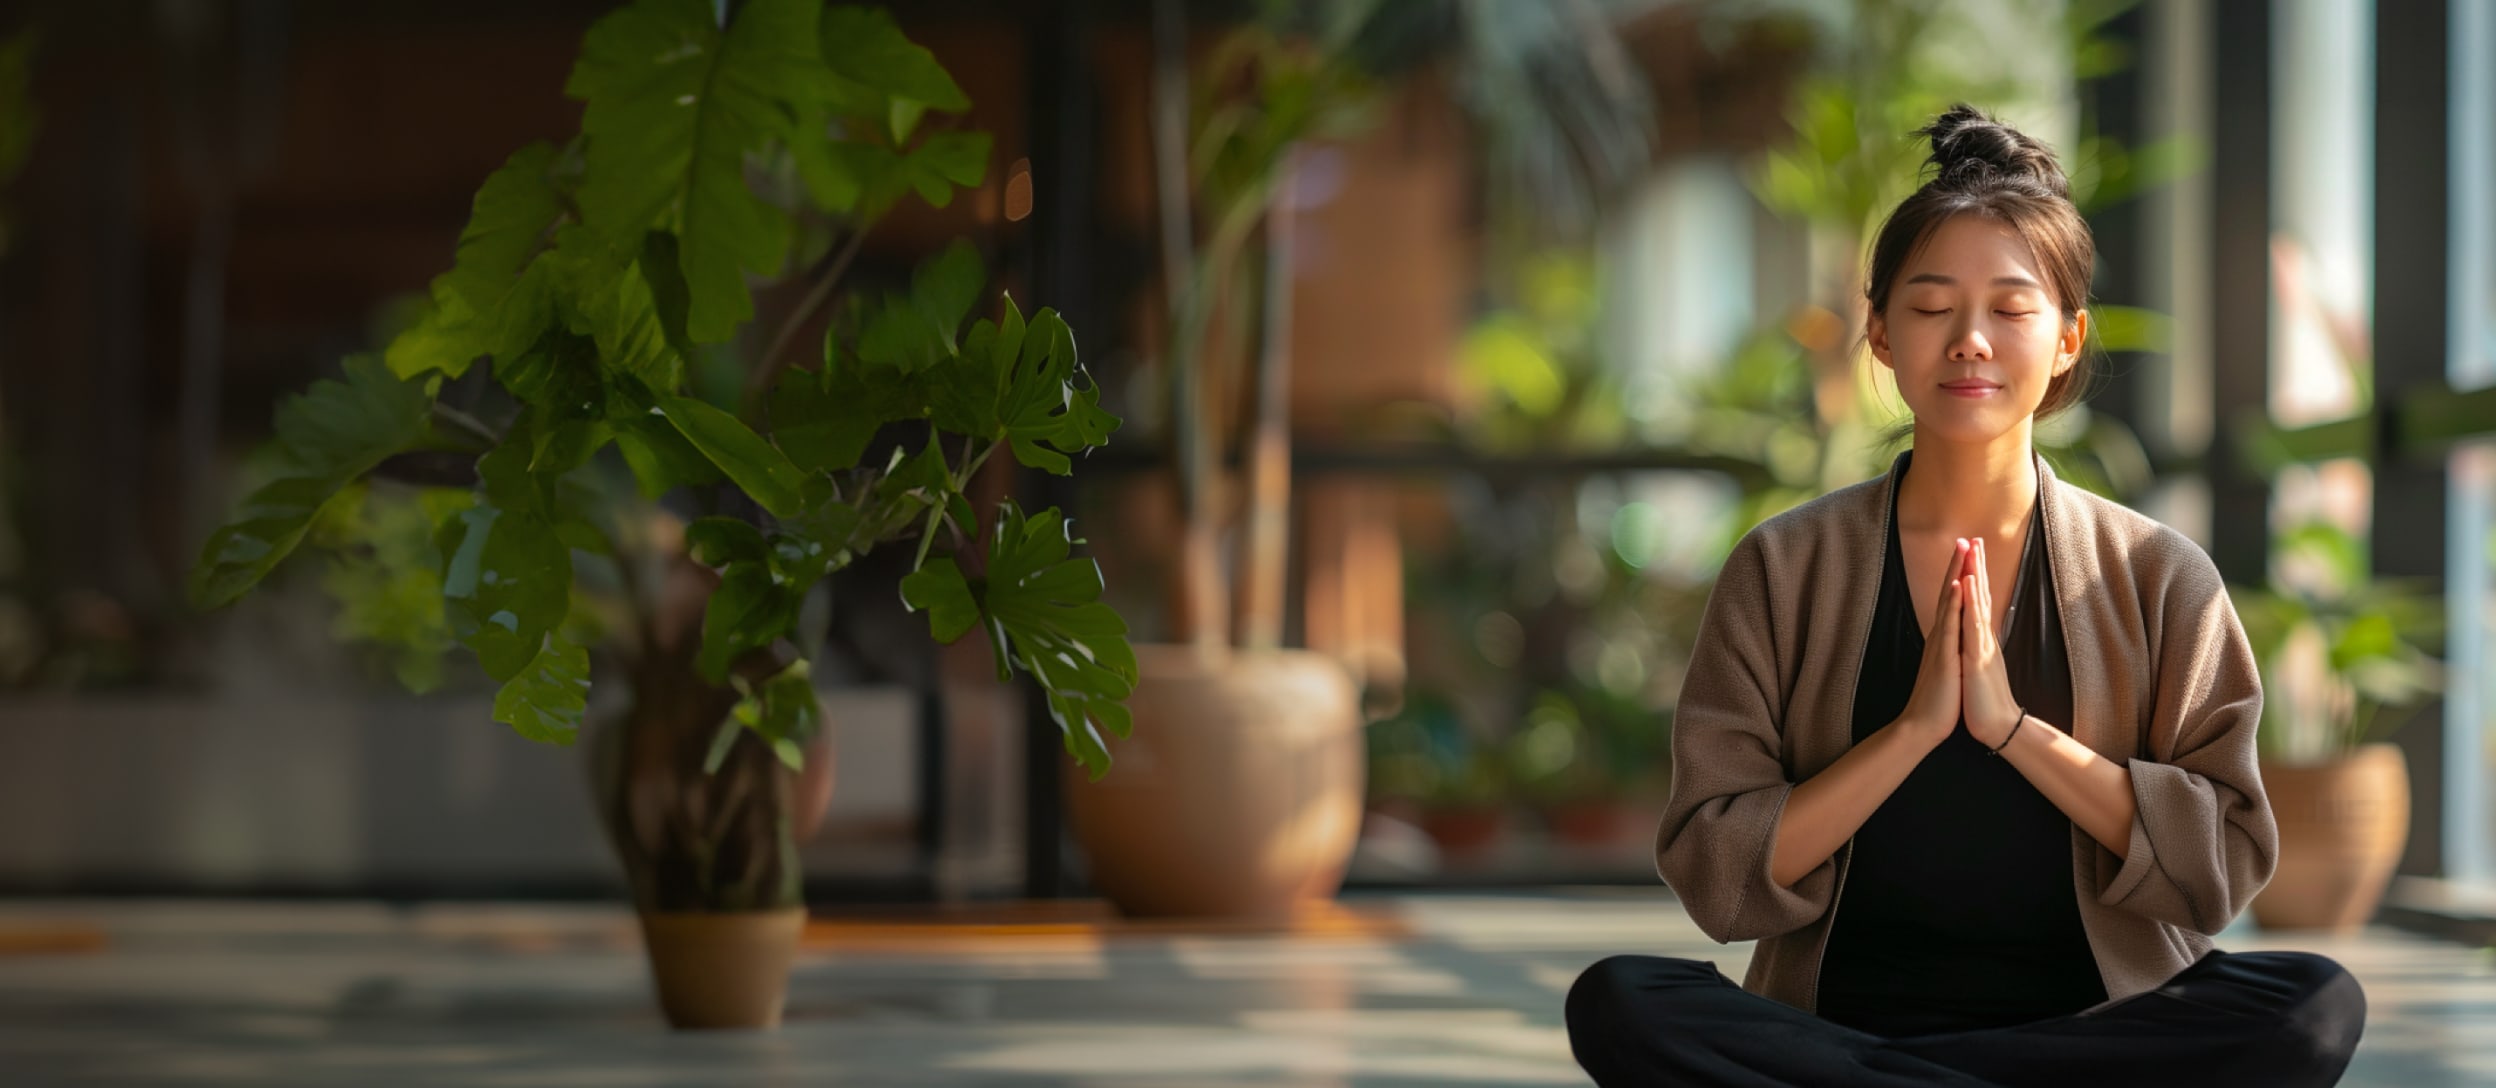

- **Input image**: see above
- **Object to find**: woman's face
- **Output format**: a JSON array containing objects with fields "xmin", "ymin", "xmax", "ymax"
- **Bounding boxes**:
[{"xmin": 1867, "ymin": 213, "xmax": 2087, "ymax": 444}]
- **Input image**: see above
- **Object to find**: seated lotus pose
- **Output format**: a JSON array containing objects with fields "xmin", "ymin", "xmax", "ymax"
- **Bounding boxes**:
[{"xmin": 1565, "ymin": 105, "xmax": 2366, "ymax": 1087}]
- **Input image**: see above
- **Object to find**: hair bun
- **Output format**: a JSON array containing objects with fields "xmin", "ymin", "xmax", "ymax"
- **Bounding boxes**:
[{"xmin": 1917, "ymin": 103, "xmax": 2068, "ymax": 198}]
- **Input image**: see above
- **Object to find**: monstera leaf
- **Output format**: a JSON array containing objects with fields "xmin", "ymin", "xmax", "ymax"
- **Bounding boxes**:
[
  {"xmin": 856, "ymin": 239, "xmax": 985, "ymax": 373},
  {"xmin": 494, "ymin": 633, "xmax": 591, "ymax": 744},
  {"xmin": 654, "ymin": 393, "xmax": 809, "ymax": 517},
  {"xmin": 817, "ymin": 5, "xmax": 968, "ymax": 130},
  {"xmin": 799, "ymin": 132, "xmax": 990, "ymax": 220},
  {"xmin": 770, "ymin": 242, "xmax": 986, "ymax": 471},
  {"xmin": 712, "ymin": 658, "xmax": 821, "ymax": 771},
  {"xmin": 567, "ymin": 0, "xmax": 825, "ymax": 342},
  {"xmin": 191, "ymin": 356, "xmax": 439, "ymax": 609},
  {"xmin": 768, "ymin": 360, "xmax": 912, "ymax": 473},
  {"xmin": 387, "ymin": 142, "xmax": 570, "ymax": 380},
  {"xmin": 991, "ymin": 305, "xmax": 1117, "ymax": 475},
  {"xmin": 791, "ymin": 7, "xmax": 987, "ymax": 216},
  {"xmin": 316, "ymin": 486, "xmax": 476, "ymax": 695},
  {"xmin": 695, "ymin": 562, "xmax": 802, "ymax": 683},
  {"xmin": 902, "ymin": 502, "xmax": 1136, "ymax": 778},
  {"xmin": 546, "ymin": 225, "xmax": 679, "ymax": 389},
  {"xmin": 779, "ymin": 243, "xmax": 1119, "ymax": 477},
  {"xmin": 435, "ymin": 501, "xmax": 574, "ymax": 684}
]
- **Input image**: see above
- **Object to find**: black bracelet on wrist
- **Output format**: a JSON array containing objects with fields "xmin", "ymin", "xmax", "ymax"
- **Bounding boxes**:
[{"xmin": 1989, "ymin": 707, "xmax": 2027, "ymax": 755}]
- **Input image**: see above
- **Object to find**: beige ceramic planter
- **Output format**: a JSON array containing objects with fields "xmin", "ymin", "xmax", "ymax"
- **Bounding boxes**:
[
  {"xmin": 1067, "ymin": 645, "xmax": 1364, "ymax": 918},
  {"xmin": 2252, "ymin": 743, "xmax": 2410, "ymax": 932},
  {"xmin": 637, "ymin": 907, "xmax": 807, "ymax": 1029}
]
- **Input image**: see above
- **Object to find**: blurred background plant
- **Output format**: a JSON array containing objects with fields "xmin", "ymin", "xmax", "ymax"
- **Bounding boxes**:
[
  {"xmin": 1455, "ymin": 249, "xmax": 1636, "ymax": 454},
  {"xmin": 1687, "ymin": 0, "xmax": 2184, "ymax": 529},
  {"xmin": 1145, "ymin": 0, "xmax": 1661, "ymax": 655},
  {"xmin": 2235, "ymin": 519, "xmax": 2445, "ymax": 764}
]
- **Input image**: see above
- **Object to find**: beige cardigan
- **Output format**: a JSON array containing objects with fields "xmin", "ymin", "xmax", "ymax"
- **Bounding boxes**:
[{"xmin": 1656, "ymin": 450, "xmax": 2276, "ymax": 1012}]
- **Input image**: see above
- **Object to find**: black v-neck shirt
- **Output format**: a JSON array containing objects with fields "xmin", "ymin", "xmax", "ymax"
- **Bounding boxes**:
[{"xmin": 1813, "ymin": 453, "xmax": 2106, "ymax": 1037}]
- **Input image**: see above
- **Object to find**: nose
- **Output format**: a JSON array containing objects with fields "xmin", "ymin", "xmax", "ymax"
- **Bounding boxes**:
[{"xmin": 1949, "ymin": 320, "xmax": 1992, "ymax": 362}]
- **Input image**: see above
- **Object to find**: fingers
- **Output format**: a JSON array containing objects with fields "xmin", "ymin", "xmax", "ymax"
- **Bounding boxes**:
[
  {"xmin": 1941, "ymin": 577, "xmax": 1961, "ymax": 656},
  {"xmin": 1982, "ymin": 539, "xmax": 1996, "ymax": 647},
  {"xmin": 1974, "ymin": 538, "xmax": 1994, "ymax": 652},
  {"xmin": 1937, "ymin": 538, "xmax": 1969, "ymax": 617},
  {"xmin": 1976, "ymin": 536, "xmax": 1996, "ymax": 621},
  {"xmin": 1953, "ymin": 538, "xmax": 1994, "ymax": 655},
  {"xmin": 1946, "ymin": 568, "xmax": 1966, "ymax": 653},
  {"xmin": 1965, "ymin": 539, "xmax": 1982, "ymax": 653}
]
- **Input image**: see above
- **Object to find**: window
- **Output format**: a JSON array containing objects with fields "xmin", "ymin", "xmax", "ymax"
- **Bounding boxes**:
[{"xmin": 2450, "ymin": 0, "xmax": 2496, "ymax": 883}]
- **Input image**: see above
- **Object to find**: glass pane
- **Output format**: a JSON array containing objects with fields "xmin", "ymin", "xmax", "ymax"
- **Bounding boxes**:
[
  {"xmin": 2459, "ymin": 445, "xmax": 2496, "ymax": 883},
  {"xmin": 2451, "ymin": 2, "xmax": 2496, "ymax": 883},
  {"xmin": 2270, "ymin": 0, "xmax": 2373, "ymax": 426},
  {"xmin": 2465, "ymin": 0, "xmax": 2496, "ymax": 386}
]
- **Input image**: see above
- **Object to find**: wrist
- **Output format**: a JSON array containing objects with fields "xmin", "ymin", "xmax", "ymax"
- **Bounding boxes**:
[
  {"xmin": 1987, "ymin": 709, "xmax": 2030, "ymax": 755},
  {"xmin": 1894, "ymin": 712, "xmax": 1954, "ymax": 748}
]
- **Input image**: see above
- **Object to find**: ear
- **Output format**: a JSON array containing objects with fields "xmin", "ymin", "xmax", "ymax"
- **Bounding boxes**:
[
  {"xmin": 2055, "ymin": 309, "xmax": 2090, "ymax": 376},
  {"xmin": 1867, "ymin": 309, "xmax": 1895, "ymax": 371}
]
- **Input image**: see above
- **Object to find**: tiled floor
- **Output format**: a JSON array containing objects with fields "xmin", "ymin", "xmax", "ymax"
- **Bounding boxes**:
[{"xmin": 0, "ymin": 891, "xmax": 2489, "ymax": 1085}]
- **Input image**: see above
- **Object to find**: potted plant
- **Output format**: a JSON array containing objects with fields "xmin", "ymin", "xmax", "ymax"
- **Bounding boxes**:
[
  {"xmin": 1057, "ymin": 4, "xmax": 1378, "ymax": 920},
  {"xmin": 1363, "ymin": 693, "xmax": 1508, "ymax": 865},
  {"xmin": 1068, "ymin": 0, "xmax": 1661, "ymax": 917},
  {"xmin": 191, "ymin": 0, "xmax": 1135, "ymax": 1028},
  {"xmin": 1506, "ymin": 688, "xmax": 1671, "ymax": 853},
  {"xmin": 2234, "ymin": 519, "xmax": 2443, "ymax": 932}
]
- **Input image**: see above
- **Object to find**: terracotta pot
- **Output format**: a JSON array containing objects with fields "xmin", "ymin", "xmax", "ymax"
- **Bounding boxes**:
[
  {"xmin": 638, "ymin": 907, "xmax": 807, "ymax": 1029},
  {"xmin": 1067, "ymin": 645, "xmax": 1364, "ymax": 918},
  {"xmin": 2252, "ymin": 744, "xmax": 2410, "ymax": 933},
  {"xmin": 1420, "ymin": 804, "xmax": 1506, "ymax": 858},
  {"xmin": 1544, "ymin": 799, "xmax": 1647, "ymax": 849},
  {"xmin": 793, "ymin": 728, "xmax": 835, "ymax": 842}
]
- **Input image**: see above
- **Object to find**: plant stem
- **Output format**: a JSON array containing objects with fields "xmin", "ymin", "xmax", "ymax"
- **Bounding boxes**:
[
  {"xmin": 963, "ymin": 439, "xmax": 997, "ymax": 485},
  {"xmin": 747, "ymin": 228, "xmax": 870, "ymax": 413},
  {"xmin": 610, "ymin": 529, "xmax": 662, "ymax": 669},
  {"xmin": 1164, "ymin": 196, "xmax": 1272, "ymax": 651},
  {"xmin": 430, "ymin": 401, "xmax": 501, "ymax": 447},
  {"xmin": 912, "ymin": 494, "xmax": 948, "ymax": 570},
  {"xmin": 1237, "ymin": 145, "xmax": 1299, "ymax": 652}
]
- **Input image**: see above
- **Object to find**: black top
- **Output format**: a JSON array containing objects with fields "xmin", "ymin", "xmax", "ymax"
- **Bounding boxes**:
[{"xmin": 1813, "ymin": 454, "xmax": 2106, "ymax": 1037}]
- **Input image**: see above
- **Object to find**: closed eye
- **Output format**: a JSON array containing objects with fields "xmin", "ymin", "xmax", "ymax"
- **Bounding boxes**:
[
  {"xmin": 1996, "ymin": 311, "xmax": 2036, "ymax": 318},
  {"xmin": 1911, "ymin": 308, "xmax": 1949, "ymax": 316}
]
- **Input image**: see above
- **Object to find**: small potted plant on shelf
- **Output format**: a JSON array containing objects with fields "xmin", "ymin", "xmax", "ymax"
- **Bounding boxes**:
[
  {"xmin": 2232, "ymin": 519, "xmax": 2443, "ymax": 932},
  {"xmin": 190, "ymin": 0, "xmax": 1134, "ymax": 1029},
  {"xmin": 1507, "ymin": 688, "xmax": 1670, "ymax": 855},
  {"xmin": 1363, "ymin": 694, "xmax": 1509, "ymax": 865}
]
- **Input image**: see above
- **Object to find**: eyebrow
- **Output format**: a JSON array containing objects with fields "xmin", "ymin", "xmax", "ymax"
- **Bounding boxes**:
[{"xmin": 1903, "ymin": 273, "xmax": 2044, "ymax": 289}]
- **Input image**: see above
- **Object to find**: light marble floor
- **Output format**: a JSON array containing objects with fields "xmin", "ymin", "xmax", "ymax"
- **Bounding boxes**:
[{"xmin": 0, "ymin": 891, "xmax": 2489, "ymax": 1086}]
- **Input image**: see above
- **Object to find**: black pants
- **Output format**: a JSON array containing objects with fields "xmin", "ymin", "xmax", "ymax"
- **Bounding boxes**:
[{"xmin": 1566, "ymin": 949, "xmax": 2365, "ymax": 1087}]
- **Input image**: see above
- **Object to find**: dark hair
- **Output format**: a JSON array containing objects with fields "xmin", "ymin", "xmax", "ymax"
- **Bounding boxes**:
[{"xmin": 1866, "ymin": 104, "xmax": 2097, "ymax": 425}]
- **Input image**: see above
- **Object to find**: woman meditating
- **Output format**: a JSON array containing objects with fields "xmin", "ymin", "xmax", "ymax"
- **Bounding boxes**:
[{"xmin": 1565, "ymin": 105, "xmax": 2366, "ymax": 1087}]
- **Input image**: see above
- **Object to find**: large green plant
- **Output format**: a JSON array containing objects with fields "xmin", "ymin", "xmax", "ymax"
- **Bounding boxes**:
[{"xmin": 190, "ymin": 0, "xmax": 1135, "ymax": 910}]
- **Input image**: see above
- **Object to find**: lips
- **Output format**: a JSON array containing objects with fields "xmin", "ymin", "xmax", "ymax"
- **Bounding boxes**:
[{"xmin": 1940, "ymin": 381, "xmax": 2001, "ymax": 391}]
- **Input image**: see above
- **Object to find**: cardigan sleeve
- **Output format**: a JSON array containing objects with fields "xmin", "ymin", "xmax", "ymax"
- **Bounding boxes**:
[
  {"xmin": 2093, "ymin": 534, "xmax": 2280, "ymax": 934},
  {"xmin": 1654, "ymin": 532, "xmax": 1838, "ymax": 943}
]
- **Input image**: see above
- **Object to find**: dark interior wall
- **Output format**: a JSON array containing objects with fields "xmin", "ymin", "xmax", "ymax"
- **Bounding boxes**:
[
  {"xmin": 0, "ymin": 1, "xmax": 1031, "ymax": 688},
  {"xmin": 0, "ymin": 0, "xmax": 1044, "ymax": 897}
]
